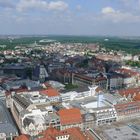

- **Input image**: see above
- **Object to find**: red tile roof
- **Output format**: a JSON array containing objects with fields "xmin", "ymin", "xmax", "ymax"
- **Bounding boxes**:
[
  {"xmin": 57, "ymin": 108, "xmax": 82, "ymax": 125},
  {"xmin": 74, "ymin": 73, "xmax": 93, "ymax": 81},
  {"xmin": 95, "ymin": 77, "xmax": 107, "ymax": 82},
  {"xmin": 38, "ymin": 127, "xmax": 94, "ymax": 140},
  {"xmin": 118, "ymin": 87, "xmax": 140, "ymax": 97},
  {"xmin": 134, "ymin": 94, "xmax": 140, "ymax": 101},
  {"xmin": 115, "ymin": 68, "xmax": 139, "ymax": 77},
  {"xmin": 115, "ymin": 101, "xmax": 140, "ymax": 111},
  {"xmin": 40, "ymin": 88, "xmax": 59, "ymax": 97},
  {"xmin": 66, "ymin": 127, "xmax": 94, "ymax": 140},
  {"xmin": 42, "ymin": 127, "xmax": 59, "ymax": 136},
  {"xmin": 14, "ymin": 135, "xmax": 29, "ymax": 140}
]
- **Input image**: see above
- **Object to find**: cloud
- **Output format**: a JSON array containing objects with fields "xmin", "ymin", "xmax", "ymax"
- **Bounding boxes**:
[
  {"xmin": 16, "ymin": 0, "xmax": 48, "ymax": 12},
  {"xmin": 101, "ymin": 6, "xmax": 140, "ymax": 23},
  {"xmin": 0, "ymin": 0, "xmax": 14, "ymax": 8},
  {"xmin": 48, "ymin": 1, "xmax": 68, "ymax": 11},
  {"xmin": 102, "ymin": 7, "xmax": 115, "ymax": 14},
  {"xmin": 17, "ymin": 0, "xmax": 68, "ymax": 12}
]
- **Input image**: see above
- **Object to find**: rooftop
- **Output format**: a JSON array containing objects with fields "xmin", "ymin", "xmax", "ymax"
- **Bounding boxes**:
[
  {"xmin": 57, "ymin": 108, "xmax": 82, "ymax": 125},
  {"xmin": 133, "ymin": 94, "xmax": 140, "ymax": 101},
  {"xmin": 3, "ymin": 79, "xmax": 41, "ymax": 91},
  {"xmin": 115, "ymin": 68, "xmax": 139, "ymax": 77},
  {"xmin": 40, "ymin": 127, "xmax": 94, "ymax": 140},
  {"xmin": 118, "ymin": 87, "xmax": 140, "ymax": 97},
  {"xmin": 40, "ymin": 88, "xmax": 60, "ymax": 97},
  {"xmin": 0, "ymin": 101, "xmax": 18, "ymax": 135},
  {"xmin": 104, "ymin": 126, "xmax": 140, "ymax": 140},
  {"xmin": 14, "ymin": 135, "xmax": 29, "ymax": 140}
]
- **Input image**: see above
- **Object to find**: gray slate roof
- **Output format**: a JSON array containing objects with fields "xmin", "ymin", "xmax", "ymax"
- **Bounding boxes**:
[{"xmin": 0, "ymin": 101, "xmax": 18, "ymax": 136}]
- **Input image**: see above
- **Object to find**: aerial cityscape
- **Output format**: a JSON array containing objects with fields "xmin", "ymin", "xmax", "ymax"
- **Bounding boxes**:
[{"xmin": 1, "ymin": 0, "xmax": 140, "ymax": 140}]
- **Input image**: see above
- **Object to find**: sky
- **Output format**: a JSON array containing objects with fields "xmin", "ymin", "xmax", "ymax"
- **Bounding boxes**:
[{"xmin": 0, "ymin": 0, "xmax": 140, "ymax": 36}]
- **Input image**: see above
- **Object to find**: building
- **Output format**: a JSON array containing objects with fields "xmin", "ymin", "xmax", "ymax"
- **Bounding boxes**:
[
  {"xmin": 32, "ymin": 64, "xmax": 49, "ymax": 82},
  {"xmin": 118, "ymin": 87, "xmax": 140, "ymax": 99},
  {"xmin": 10, "ymin": 91, "xmax": 60, "ymax": 136},
  {"xmin": 60, "ymin": 86, "xmax": 98, "ymax": 102},
  {"xmin": 115, "ymin": 68, "xmax": 139, "ymax": 88},
  {"xmin": 115, "ymin": 101, "xmax": 140, "ymax": 120},
  {"xmin": 48, "ymin": 62, "xmax": 65, "ymax": 73},
  {"xmin": 55, "ymin": 69, "xmax": 72, "ymax": 84},
  {"xmin": 0, "ymin": 101, "xmax": 18, "ymax": 140},
  {"xmin": 57, "ymin": 108, "xmax": 83, "ymax": 130},
  {"xmin": 82, "ymin": 113, "xmax": 95, "ymax": 130},
  {"xmin": 38, "ymin": 127, "xmax": 92, "ymax": 140},
  {"xmin": 48, "ymin": 81, "xmax": 65, "ymax": 90},
  {"xmin": 2, "ymin": 79, "xmax": 41, "ymax": 91},
  {"xmin": 0, "ymin": 86, "xmax": 6, "ymax": 104},
  {"xmin": 40, "ymin": 88, "xmax": 60, "ymax": 103},
  {"xmin": 15, "ymin": 127, "xmax": 94, "ymax": 140},
  {"xmin": 94, "ymin": 106, "xmax": 117, "ymax": 126},
  {"xmin": 107, "ymin": 73, "xmax": 123, "ymax": 90},
  {"xmin": 96, "ymin": 54, "xmax": 121, "ymax": 62},
  {"xmin": 72, "ymin": 73, "xmax": 107, "ymax": 89},
  {"xmin": 103, "ymin": 125, "xmax": 140, "ymax": 140},
  {"xmin": 1, "ymin": 64, "xmax": 29, "ymax": 78},
  {"xmin": 14, "ymin": 135, "xmax": 29, "ymax": 140},
  {"xmin": 133, "ymin": 94, "xmax": 140, "ymax": 101},
  {"xmin": 22, "ymin": 111, "xmax": 60, "ymax": 136},
  {"xmin": 88, "ymin": 57, "xmax": 106, "ymax": 72}
]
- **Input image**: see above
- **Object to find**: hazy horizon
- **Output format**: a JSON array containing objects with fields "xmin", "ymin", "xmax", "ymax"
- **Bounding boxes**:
[{"xmin": 0, "ymin": 34, "xmax": 140, "ymax": 38}]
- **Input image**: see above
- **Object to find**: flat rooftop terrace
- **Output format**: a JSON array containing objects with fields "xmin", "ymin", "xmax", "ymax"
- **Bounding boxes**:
[
  {"xmin": 104, "ymin": 126, "xmax": 140, "ymax": 140},
  {"xmin": 93, "ymin": 118, "xmax": 140, "ymax": 140}
]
